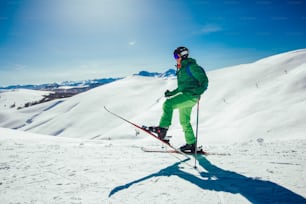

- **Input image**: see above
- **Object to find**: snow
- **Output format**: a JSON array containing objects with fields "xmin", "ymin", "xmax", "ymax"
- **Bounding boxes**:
[
  {"xmin": 0, "ymin": 128, "xmax": 305, "ymax": 203},
  {"xmin": 0, "ymin": 49, "xmax": 306, "ymax": 203},
  {"xmin": 0, "ymin": 89, "xmax": 52, "ymax": 111}
]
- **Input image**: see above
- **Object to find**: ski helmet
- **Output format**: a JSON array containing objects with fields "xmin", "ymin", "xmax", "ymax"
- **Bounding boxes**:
[{"xmin": 173, "ymin": 46, "xmax": 189, "ymax": 59}]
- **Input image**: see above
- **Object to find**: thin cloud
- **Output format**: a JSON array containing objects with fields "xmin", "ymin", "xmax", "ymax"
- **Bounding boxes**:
[
  {"xmin": 197, "ymin": 24, "xmax": 223, "ymax": 35},
  {"xmin": 129, "ymin": 41, "xmax": 136, "ymax": 46}
]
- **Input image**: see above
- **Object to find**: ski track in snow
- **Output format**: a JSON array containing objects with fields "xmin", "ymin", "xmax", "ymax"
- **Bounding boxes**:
[{"xmin": 0, "ymin": 129, "xmax": 305, "ymax": 204}]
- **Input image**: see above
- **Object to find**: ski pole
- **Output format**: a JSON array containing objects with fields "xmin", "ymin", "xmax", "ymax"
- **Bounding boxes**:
[{"xmin": 194, "ymin": 99, "xmax": 200, "ymax": 168}]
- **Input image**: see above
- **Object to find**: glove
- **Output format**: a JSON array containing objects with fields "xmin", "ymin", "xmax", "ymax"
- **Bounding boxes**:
[{"xmin": 164, "ymin": 90, "xmax": 172, "ymax": 97}]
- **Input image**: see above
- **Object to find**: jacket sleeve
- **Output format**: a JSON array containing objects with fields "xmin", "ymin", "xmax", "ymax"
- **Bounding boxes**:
[{"xmin": 168, "ymin": 88, "xmax": 179, "ymax": 96}]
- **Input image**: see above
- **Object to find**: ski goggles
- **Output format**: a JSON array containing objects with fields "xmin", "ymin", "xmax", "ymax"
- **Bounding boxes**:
[{"xmin": 174, "ymin": 53, "xmax": 180, "ymax": 59}]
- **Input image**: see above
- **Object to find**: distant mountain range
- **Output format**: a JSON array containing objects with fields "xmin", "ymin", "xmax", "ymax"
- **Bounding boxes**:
[
  {"xmin": 0, "ymin": 78, "xmax": 122, "ymax": 91},
  {"xmin": 134, "ymin": 69, "xmax": 176, "ymax": 77},
  {"xmin": 0, "ymin": 69, "xmax": 176, "ymax": 91}
]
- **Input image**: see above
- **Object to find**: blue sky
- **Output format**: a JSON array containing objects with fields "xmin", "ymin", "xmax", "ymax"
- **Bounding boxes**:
[{"xmin": 0, "ymin": 0, "xmax": 305, "ymax": 86}]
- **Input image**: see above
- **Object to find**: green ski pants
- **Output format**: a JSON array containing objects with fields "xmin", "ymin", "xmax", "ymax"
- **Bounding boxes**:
[{"xmin": 159, "ymin": 93, "xmax": 199, "ymax": 144}]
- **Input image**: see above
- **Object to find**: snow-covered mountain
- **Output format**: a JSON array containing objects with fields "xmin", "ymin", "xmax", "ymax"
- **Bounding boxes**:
[
  {"xmin": 134, "ymin": 69, "xmax": 176, "ymax": 77},
  {"xmin": 0, "ymin": 89, "xmax": 53, "ymax": 111},
  {"xmin": 0, "ymin": 49, "xmax": 305, "ymax": 203},
  {"xmin": 0, "ymin": 77, "xmax": 122, "ymax": 91},
  {"xmin": 0, "ymin": 69, "xmax": 175, "ymax": 113},
  {"xmin": 0, "ymin": 69, "xmax": 176, "ymax": 91},
  {"xmin": 1, "ymin": 49, "xmax": 305, "ymax": 143}
]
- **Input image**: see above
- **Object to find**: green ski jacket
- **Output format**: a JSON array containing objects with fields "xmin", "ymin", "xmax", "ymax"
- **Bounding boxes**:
[{"xmin": 170, "ymin": 58, "xmax": 208, "ymax": 97}]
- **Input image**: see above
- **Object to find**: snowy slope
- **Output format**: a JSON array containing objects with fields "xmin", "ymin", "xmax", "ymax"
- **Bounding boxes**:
[
  {"xmin": 21, "ymin": 76, "xmax": 171, "ymax": 139},
  {"xmin": 0, "ymin": 49, "xmax": 306, "ymax": 203},
  {"xmin": 201, "ymin": 49, "xmax": 306, "ymax": 143},
  {"xmin": 0, "ymin": 127, "xmax": 305, "ymax": 204},
  {"xmin": 0, "ymin": 89, "xmax": 58, "ymax": 129},
  {"xmin": 0, "ymin": 89, "xmax": 52, "ymax": 111},
  {"xmin": 1, "ymin": 49, "xmax": 305, "ymax": 145}
]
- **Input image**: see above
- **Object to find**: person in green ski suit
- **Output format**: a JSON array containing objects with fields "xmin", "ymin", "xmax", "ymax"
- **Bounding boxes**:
[{"xmin": 146, "ymin": 46, "xmax": 208, "ymax": 153}]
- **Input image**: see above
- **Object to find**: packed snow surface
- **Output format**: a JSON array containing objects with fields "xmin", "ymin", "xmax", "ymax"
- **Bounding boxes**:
[
  {"xmin": 0, "ymin": 128, "xmax": 305, "ymax": 204},
  {"xmin": 0, "ymin": 49, "xmax": 306, "ymax": 203}
]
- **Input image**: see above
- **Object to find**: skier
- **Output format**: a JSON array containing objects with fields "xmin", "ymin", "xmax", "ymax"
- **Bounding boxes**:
[{"xmin": 144, "ymin": 46, "xmax": 208, "ymax": 153}]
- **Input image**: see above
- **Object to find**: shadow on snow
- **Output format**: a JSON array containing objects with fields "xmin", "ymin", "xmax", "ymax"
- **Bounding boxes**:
[{"xmin": 109, "ymin": 155, "xmax": 306, "ymax": 203}]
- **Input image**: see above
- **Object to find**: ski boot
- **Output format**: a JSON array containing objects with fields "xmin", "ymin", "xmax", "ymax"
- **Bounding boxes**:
[
  {"xmin": 179, "ymin": 143, "xmax": 196, "ymax": 153},
  {"xmin": 142, "ymin": 126, "xmax": 170, "ymax": 144}
]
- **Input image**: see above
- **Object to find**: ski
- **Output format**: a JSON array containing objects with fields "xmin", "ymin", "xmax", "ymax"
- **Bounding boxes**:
[
  {"xmin": 141, "ymin": 147, "xmax": 230, "ymax": 156},
  {"xmin": 141, "ymin": 147, "xmax": 209, "ymax": 155},
  {"xmin": 104, "ymin": 106, "xmax": 190, "ymax": 158}
]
